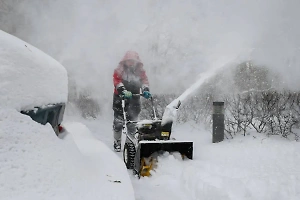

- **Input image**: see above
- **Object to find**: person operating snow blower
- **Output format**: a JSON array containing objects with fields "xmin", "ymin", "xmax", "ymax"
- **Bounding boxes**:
[{"xmin": 112, "ymin": 51, "xmax": 152, "ymax": 152}]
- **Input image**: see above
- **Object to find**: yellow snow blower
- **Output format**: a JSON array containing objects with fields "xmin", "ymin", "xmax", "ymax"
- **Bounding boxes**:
[{"xmin": 122, "ymin": 95, "xmax": 193, "ymax": 177}]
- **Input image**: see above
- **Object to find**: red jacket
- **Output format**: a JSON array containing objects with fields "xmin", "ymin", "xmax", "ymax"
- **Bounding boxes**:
[{"xmin": 113, "ymin": 51, "xmax": 149, "ymax": 94}]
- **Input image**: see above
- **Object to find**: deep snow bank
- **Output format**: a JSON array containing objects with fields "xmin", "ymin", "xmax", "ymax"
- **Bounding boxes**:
[
  {"xmin": 0, "ymin": 30, "xmax": 68, "ymax": 111},
  {"xmin": 0, "ymin": 109, "xmax": 134, "ymax": 200},
  {"xmin": 64, "ymin": 122, "xmax": 135, "ymax": 200}
]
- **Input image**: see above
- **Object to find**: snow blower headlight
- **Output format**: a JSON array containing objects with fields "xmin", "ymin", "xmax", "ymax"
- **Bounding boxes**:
[
  {"xmin": 142, "ymin": 124, "xmax": 152, "ymax": 129},
  {"xmin": 161, "ymin": 131, "xmax": 170, "ymax": 137}
]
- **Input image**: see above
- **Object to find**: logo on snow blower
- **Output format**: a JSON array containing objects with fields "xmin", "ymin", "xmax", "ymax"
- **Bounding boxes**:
[{"xmin": 161, "ymin": 131, "xmax": 169, "ymax": 137}]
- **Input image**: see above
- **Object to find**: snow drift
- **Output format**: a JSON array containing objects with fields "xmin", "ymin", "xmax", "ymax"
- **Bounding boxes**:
[
  {"xmin": 0, "ymin": 30, "xmax": 68, "ymax": 111},
  {"xmin": 0, "ymin": 109, "xmax": 135, "ymax": 200}
]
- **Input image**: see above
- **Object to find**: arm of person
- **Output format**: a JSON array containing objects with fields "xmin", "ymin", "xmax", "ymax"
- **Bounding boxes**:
[
  {"xmin": 113, "ymin": 67, "xmax": 125, "ymax": 94},
  {"xmin": 140, "ymin": 68, "xmax": 150, "ymax": 92}
]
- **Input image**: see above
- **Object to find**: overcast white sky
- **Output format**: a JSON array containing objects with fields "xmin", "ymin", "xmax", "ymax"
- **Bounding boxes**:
[{"xmin": 5, "ymin": 0, "xmax": 300, "ymax": 108}]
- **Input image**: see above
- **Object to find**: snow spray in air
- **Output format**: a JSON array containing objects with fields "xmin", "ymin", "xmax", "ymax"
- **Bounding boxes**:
[{"xmin": 161, "ymin": 63, "xmax": 233, "ymax": 126}]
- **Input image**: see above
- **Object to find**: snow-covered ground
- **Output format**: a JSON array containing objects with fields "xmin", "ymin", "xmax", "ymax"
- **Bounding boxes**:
[
  {"xmin": 2, "ymin": 98, "xmax": 299, "ymax": 200},
  {"xmin": 0, "ymin": 109, "xmax": 135, "ymax": 200},
  {"xmin": 76, "ymin": 116, "xmax": 300, "ymax": 200}
]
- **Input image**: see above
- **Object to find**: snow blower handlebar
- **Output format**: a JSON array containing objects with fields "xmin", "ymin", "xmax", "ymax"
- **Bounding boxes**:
[
  {"xmin": 150, "ymin": 97, "xmax": 158, "ymax": 120},
  {"xmin": 134, "ymin": 94, "xmax": 158, "ymax": 120},
  {"xmin": 121, "ymin": 93, "xmax": 158, "ymax": 122}
]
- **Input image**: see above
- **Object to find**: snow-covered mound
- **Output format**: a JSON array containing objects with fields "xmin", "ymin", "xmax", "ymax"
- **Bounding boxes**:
[
  {"xmin": 0, "ymin": 30, "xmax": 68, "ymax": 111},
  {"xmin": 0, "ymin": 109, "xmax": 134, "ymax": 200}
]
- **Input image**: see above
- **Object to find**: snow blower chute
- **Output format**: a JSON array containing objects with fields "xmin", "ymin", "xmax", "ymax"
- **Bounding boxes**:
[{"xmin": 122, "ymin": 94, "xmax": 193, "ymax": 177}]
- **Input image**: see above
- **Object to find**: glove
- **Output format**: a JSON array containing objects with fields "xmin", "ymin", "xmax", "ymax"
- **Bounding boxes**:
[
  {"xmin": 122, "ymin": 90, "xmax": 132, "ymax": 99},
  {"xmin": 142, "ymin": 91, "xmax": 151, "ymax": 99}
]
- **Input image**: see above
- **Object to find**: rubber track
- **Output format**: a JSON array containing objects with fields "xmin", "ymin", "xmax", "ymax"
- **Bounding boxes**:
[{"xmin": 125, "ymin": 142, "xmax": 136, "ymax": 169}]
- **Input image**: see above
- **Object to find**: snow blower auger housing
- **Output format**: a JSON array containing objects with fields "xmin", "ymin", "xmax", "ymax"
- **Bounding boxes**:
[{"xmin": 122, "ymin": 94, "xmax": 193, "ymax": 177}]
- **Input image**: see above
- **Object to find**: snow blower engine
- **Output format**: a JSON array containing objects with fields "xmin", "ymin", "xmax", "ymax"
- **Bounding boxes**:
[{"xmin": 122, "ymin": 94, "xmax": 193, "ymax": 177}]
